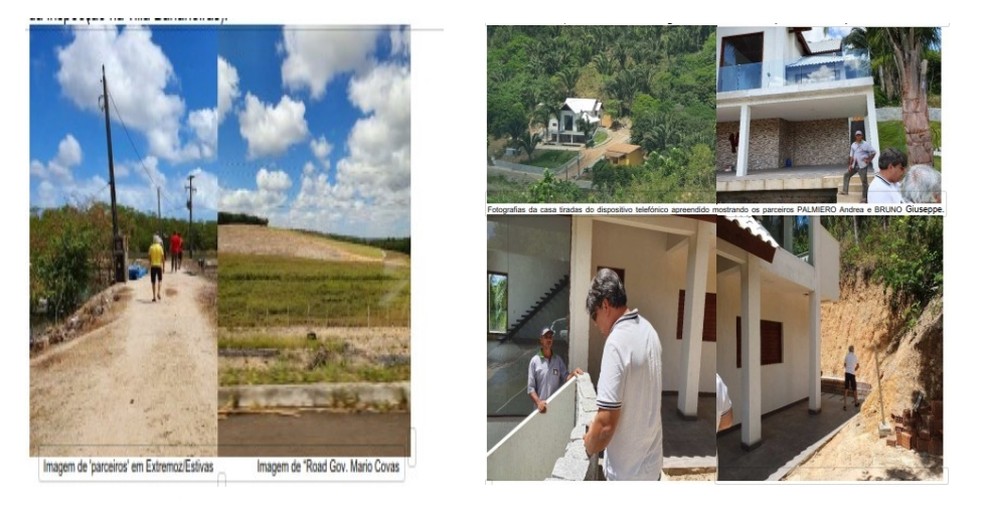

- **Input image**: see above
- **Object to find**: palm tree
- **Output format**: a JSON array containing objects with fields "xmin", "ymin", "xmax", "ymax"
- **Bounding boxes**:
[
  {"xmin": 593, "ymin": 53, "xmax": 617, "ymax": 77},
  {"xmin": 844, "ymin": 27, "xmax": 940, "ymax": 165},
  {"xmin": 513, "ymin": 131, "xmax": 543, "ymax": 163},
  {"xmin": 577, "ymin": 116, "xmax": 595, "ymax": 145},
  {"xmin": 555, "ymin": 68, "xmax": 580, "ymax": 99}
]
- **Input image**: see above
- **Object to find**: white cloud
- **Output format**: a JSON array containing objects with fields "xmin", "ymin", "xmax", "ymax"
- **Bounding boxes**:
[
  {"xmin": 281, "ymin": 27, "xmax": 380, "ymax": 100},
  {"xmin": 390, "ymin": 27, "xmax": 410, "ymax": 58},
  {"xmin": 286, "ymin": 63, "xmax": 410, "ymax": 237},
  {"xmin": 219, "ymin": 168, "xmax": 293, "ymax": 214},
  {"xmin": 31, "ymin": 134, "xmax": 82, "ymax": 184},
  {"xmin": 238, "ymin": 93, "xmax": 309, "ymax": 159},
  {"xmin": 188, "ymin": 168, "xmax": 220, "ymax": 213},
  {"xmin": 55, "ymin": 26, "xmax": 207, "ymax": 165},
  {"xmin": 186, "ymin": 108, "xmax": 217, "ymax": 159},
  {"xmin": 217, "ymin": 56, "xmax": 240, "ymax": 124},
  {"xmin": 336, "ymin": 63, "xmax": 411, "ymax": 196},
  {"xmin": 310, "ymin": 135, "xmax": 333, "ymax": 170},
  {"xmin": 133, "ymin": 156, "xmax": 166, "ymax": 188}
]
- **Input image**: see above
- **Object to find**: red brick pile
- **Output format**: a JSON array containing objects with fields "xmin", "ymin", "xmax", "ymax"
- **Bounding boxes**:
[{"xmin": 887, "ymin": 400, "xmax": 942, "ymax": 456}]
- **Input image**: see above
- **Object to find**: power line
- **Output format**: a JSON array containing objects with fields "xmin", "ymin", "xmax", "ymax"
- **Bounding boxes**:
[{"xmin": 105, "ymin": 85, "xmax": 184, "ymax": 212}]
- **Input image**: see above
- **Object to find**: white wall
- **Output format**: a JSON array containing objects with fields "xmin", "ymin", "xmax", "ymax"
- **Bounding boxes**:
[
  {"xmin": 585, "ymin": 220, "xmax": 715, "ymax": 393},
  {"xmin": 486, "ymin": 378, "xmax": 576, "ymax": 481},
  {"xmin": 816, "ymin": 224, "xmax": 840, "ymax": 302},
  {"xmin": 717, "ymin": 269, "xmax": 811, "ymax": 420}
]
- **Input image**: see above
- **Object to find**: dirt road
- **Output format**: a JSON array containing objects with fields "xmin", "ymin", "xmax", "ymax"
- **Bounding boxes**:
[{"xmin": 30, "ymin": 270, "xmax": 217, "ymax": 457}]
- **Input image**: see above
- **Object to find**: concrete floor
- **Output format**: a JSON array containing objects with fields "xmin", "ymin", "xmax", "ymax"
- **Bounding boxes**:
[
  {"xmin": 663, "ymin": 394, "xmax": 717, "ymax": 470},
  {"xmin": 717, "ymin": 392, "xmax": 859, "ymax": 481}
]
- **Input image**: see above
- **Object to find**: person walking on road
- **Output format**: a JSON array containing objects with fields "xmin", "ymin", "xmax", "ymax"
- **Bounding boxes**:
[{"xmin": 149, "ymin": 235, "xmax": 165, "ymax": 302}]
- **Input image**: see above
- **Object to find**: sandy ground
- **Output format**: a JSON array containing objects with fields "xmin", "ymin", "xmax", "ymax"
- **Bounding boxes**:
[
  {"xmin": 784, "ymin": 413, "xmax": 942, "ymax": 481},
  {"xmin": 30, "ymin": 270, "xmax": 217, "ymax": 457},
  {"xmin": 219, "ymin": 224, "xmax": 387, "ymax": 264},
  {"xmin": 784, "ymin": 276, "xmax": 943, "ymax": 481}
]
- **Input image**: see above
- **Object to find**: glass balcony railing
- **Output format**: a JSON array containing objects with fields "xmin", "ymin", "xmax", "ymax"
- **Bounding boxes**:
[
  {"xmin": 785, "ymin": 51, "xmax": 871, "ymax": 86},
  {"xmin": 718, "ymin": 62, "xmax": 762, "ymax": 92},
  {"xmin": 718, "ymin": 52, "xmax": 871, "ymax": 92}
]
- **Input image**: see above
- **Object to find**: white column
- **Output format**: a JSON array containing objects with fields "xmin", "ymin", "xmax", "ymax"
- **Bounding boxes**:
[
  {"xmin": 569, "ymin": 217, "xmax": 593, "ymax": 374},
  {"xmin": 677, "ymin": 221, "xmax": 712, "ymax": 418},
  {"xmin": 737, "ymin": 104, "xmax": 751, "ymax": 177},
  {"xmin": 740, "ymin": 255, "xmax": 762, "ymax": 449},
  {"xmin": 808, "ymin": 217, "xmax": 822, "ymax": 413},
  {"xmin": 866, "ymin": 90, "xmax": 880, "ymax": 155}
]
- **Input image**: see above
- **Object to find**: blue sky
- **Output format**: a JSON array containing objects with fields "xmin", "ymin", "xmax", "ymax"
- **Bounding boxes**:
[
  {"xmin": 30, "ymin": 25, "xmax": 411, "ymax": 237},
  {"xmin": 30, "ymin": 25, "xmax": 220, "ymax": 220},
  {"xmin": 218, "ymin": 25, "xmax": 411, "ymax": 237}
]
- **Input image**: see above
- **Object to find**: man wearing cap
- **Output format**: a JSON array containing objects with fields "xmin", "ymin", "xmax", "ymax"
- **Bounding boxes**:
[
  {"xmin": 583, "ymin": 268, "xmax": 663, "ymax": 480},
  {"xmin": 148, "ymin": 234, "xmax": 165, "ymax": 302},
  {"xmin": 842, "ymin": 130, "xmax": 877, "ymax": 202},
  {"xmin": 528, "ymin": 326, "xmax": 582, "ymax": 414}
]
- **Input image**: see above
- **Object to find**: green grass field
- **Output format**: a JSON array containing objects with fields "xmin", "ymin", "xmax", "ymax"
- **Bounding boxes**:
[
  {"xmin": 218, "ymin": 253, "xmax": 410, "ymax": 328},
  {"xmin": 218, "ymin": 333, "xmax": 409, "ymax": 385},
  {"xmin": 527, "ymin": 149, "xmax": 576, "ymax": 169}
]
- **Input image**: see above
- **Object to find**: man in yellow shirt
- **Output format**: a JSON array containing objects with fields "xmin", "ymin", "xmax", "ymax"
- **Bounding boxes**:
[{"xmin": 149, "ymin": 235, "xmax": 165, "ymax": 302}]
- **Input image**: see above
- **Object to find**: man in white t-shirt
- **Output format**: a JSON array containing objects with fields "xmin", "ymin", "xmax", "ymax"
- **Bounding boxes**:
[
  {"xmin": 844, "ymin": 345, "xmax": 860, "ymax": 410},
  {"xmin": 869, "ymin": 147, "xmax": 907, "ymax": 204},
  {"xmin": 582, "ymin": 269, "xmax": 663, "ymax": 481}
]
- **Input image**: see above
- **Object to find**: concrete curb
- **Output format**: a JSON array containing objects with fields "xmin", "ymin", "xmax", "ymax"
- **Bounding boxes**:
[{"xmin": 219, "ymin": 382, "xmax": 410, "ymax": 412}]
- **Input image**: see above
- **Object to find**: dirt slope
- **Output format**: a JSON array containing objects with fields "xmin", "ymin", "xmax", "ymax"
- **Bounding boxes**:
[
  {"xmin": 785, "ymin": 274, "xmax": 943, "ymax": 480},
  {"xmin": 219, "ymin": 224, "xmax": 386, "ymax": 263},
  {"xmin": 30, "ymin": 270, "xmax": 217, "ymax": 457}
]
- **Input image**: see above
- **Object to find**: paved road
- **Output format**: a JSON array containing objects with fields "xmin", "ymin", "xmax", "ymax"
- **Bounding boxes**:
[{"xmin": 218, "ymin": 411, "xmax": 410, "ymax": 457}]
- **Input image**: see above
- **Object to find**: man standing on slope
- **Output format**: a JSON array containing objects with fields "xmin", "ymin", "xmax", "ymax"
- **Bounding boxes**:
[{"xmin": 844, "ymin": 345, "xmax": 860, "ymax": 410}]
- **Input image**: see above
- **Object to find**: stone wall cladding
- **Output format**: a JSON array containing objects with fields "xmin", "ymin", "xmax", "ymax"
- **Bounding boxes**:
[
  {"xmin": 748, "ymin": 118, "xmax": 781, "ymax": 170},
  {"xmin": 791, "ymin": 119, "xmax": 845, "ymax": 166},
  {"xmin": 778, "ymin": 119, "xmax": 794, "ymax": 166},
  {"xmin": 549, "ymin": 374, "xmax": 602, "ymax": 481},
  {"xmin": 716, "ymin": 122, "xmax": 739, "ymax": 171},
  {"xmin": 717, "ymin": 118, "xmax": 849, "ymax": 171}
]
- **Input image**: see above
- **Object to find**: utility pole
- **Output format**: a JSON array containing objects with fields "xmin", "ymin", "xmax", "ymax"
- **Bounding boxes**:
[
  {"xmin": 101, "ymin": 65, "xmax": 126, "ymax": 283},
  {"xmin": 186, "ymin": 175, "xmax": 196, "ymax": 260},
  {"xmin": 157, "ymin": 186, "xmax": 162, "ymax": 242}
]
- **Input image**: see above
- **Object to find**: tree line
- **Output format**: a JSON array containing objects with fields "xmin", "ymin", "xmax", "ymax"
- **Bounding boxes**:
[{"xmin": 30, "ymin": 203, "xmax": 217, "ymax": 319}]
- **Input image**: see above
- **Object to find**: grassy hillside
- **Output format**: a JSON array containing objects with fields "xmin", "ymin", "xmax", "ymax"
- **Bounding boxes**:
[{"xmin": 218, "ymin": 253, "xmax": 410, "ymax": 328}]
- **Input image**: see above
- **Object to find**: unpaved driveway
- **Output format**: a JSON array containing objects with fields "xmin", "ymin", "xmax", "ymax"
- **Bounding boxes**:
[{"xmin": 30, "ymin": 270, "xmax": 217, "ymax": 457}]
